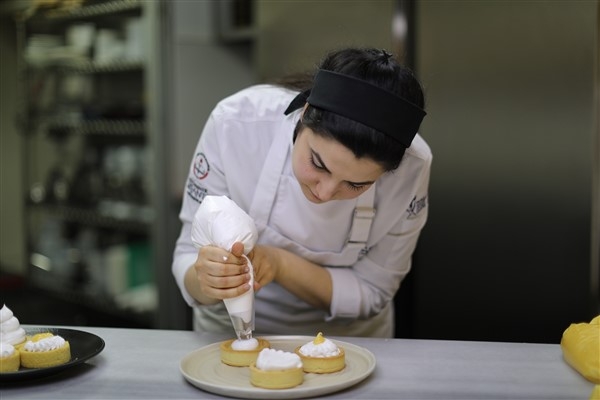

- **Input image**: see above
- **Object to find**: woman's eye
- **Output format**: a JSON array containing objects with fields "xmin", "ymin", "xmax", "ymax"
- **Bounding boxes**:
[
  {"xmin": 310, "ymin": 155, "xmax": 325, "ymax": 170},
  {"xmin": 346, "ymin": 183, "xmax": 365, "ymax": 192}
]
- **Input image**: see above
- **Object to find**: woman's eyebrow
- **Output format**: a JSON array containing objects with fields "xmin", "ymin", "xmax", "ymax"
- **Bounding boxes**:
[{"xmin": 313, "ymin": 150, "xmax": 375, "ymax": 186}]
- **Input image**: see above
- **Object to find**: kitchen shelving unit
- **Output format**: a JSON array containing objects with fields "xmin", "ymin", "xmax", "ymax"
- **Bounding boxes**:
[{"xmin": 15, "ymin": 0, "xmax": 168, "ymax": 328}]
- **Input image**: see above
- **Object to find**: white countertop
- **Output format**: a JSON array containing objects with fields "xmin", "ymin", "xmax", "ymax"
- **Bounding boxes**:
[{"xmin": 1, "ymin": 326, "xmax": 595, "ymax": 399}]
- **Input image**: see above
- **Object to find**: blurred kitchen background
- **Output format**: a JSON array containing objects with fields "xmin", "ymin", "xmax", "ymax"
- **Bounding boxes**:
[{"xmin": 0, "ymin": 0, "xmax": 598, "ymax": 343}]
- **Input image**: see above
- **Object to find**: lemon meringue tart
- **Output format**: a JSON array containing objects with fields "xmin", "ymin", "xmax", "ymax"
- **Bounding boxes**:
[
  {"xmin": 295, "ymin": 332, "xmax": 345, "ymax": 373},
  {"xmin": 20, "ymin": 333, "xmax": 71, "ymax": 369}
]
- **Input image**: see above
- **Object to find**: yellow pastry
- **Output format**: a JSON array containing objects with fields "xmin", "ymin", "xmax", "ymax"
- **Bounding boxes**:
[
  {"xmin": 249, "ymin": 348, "xmax": 304, "ymax": 389},
  {"xmin": 220, "ymin": 337, "xmax": 270, "ymax": 367},
  {"xmin": 20, "ymin": 333, "xmax": 71, "ymax": 369},
  {"xmin": 295, "ymin": 332, "xmax": 345, "ymax": 373},
  {"xmin": 561, "ymin": 315, "xmax": 600, "ymax": 383},
  {"xmin": 0, "ymin": 343, "xmax": 20, "ymax": 373}
]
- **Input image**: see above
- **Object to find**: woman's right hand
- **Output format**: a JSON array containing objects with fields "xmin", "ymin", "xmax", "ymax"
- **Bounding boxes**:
[{"xmin": 191, "ymin": 242, "xmax": 252, "ymax": 302}]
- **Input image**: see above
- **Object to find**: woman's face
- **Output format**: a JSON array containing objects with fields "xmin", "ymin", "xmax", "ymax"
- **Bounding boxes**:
[{"xmin": 292, "ymin": 127, "xmax": 385, "ymax": 203}]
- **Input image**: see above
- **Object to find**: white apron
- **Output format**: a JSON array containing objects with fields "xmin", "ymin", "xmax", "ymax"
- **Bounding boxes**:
[{"xmin": 194, "ymin": 127, "xmax": 394, "ymax": 337}]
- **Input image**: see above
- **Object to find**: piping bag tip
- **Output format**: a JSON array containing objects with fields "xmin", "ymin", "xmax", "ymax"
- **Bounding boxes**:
[{"xmin": 224, "ymin": 284, "xmax": 255, "ymax": 340}]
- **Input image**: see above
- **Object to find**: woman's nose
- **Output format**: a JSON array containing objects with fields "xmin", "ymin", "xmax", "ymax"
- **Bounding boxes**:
[{"xmin": 315, "ymin": 180, "xmax": 337, "ymax": 201}]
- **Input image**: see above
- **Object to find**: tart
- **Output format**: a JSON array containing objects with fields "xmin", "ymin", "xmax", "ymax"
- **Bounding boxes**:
[
  {"xmin": 295, "ymin": 332, "xmax": 345, "ymax": 373},
  {"xmin": 249, "ymin": 348, "xmax": 304, "ymax": 389},
  {"xmin": 0, "ymin": 343, "xmax": 20, "ymax": 373},
  {"xmin": 219, "ymin": 337, "xmax": 270, "ymax": 367},
  {"xmin": 20, "ymin": 333, "xmax": 71, "ymax": 369}
]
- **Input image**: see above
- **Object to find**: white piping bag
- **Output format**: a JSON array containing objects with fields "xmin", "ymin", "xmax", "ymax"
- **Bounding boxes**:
[{"xmin": 191, "ymin": 195, "xmax": 258, "ymax": 340}]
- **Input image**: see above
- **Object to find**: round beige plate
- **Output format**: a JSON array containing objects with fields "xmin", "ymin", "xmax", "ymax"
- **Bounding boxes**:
[{"xmin": 180, "ymin": 335, "xmax": 376, "ymax": 399}]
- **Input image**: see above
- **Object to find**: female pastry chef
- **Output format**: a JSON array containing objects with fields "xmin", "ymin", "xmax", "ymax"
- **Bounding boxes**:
[{"xmin": 172, "ymin": 47, "xmax": 431, "ymax": 338}]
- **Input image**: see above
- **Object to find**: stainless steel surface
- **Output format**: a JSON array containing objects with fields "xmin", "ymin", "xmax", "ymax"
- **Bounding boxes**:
[
  {"xmin": 1, "ymin": 325, "xmax": 594, "ymax": 399},
  {"xmin": 593, "ymin": 2, "xmax": 600, "ymax": 315},
  {"xmin": 412, "ymin": 0, "xmax": 599, "ymax": 343}
]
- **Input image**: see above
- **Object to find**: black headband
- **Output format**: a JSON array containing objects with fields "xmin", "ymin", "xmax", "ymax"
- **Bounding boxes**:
[{"xmin": 284, "ymin": 70, "xmax": 426, "ymax": 147}]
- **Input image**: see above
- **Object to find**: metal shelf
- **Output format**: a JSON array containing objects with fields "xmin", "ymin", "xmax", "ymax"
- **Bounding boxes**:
[
  {"xmin": 42, "ymin": 0, "xmax": 142, "ymax": 20},
  {"xmin": 44, "ymin": 118, "xmax": 146, "ymax": 136},
  {"xmin": 28, "ymin": 203, "xmax": 152, "ymax": 233},
  {"xmin": 16, "ymin": 0, "xmax": 173, "ymax": 329},
  {"xmin": 27, "ymin": 59, "xmax": 145, "ymax": 73}
]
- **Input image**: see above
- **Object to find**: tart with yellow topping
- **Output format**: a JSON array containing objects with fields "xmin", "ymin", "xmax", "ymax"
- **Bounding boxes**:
[
  {"xmin": 294, "ymin": 332, "xmax": 345, "ymax": 373},
  {"xmin": 20, "ymin": 333, "xmax": 71, "ymax": 369}
]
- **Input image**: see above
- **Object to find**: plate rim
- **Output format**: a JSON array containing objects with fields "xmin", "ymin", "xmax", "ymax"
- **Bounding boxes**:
[
  {"xmin": 180, "ymin": 335, "xmax": 376, "ymax": 399},
  {"xmin": 0, "ymin": 327, "xmax": 105, "ymax": 382}
]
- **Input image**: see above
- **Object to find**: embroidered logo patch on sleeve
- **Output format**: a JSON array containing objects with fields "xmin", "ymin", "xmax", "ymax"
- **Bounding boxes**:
[
  {"xmin": 406, "ymin": 195, "xmax": 427, "ymax": 219},
  {"xmin": 193, "ymin": 152, "xmax": 210, "ymax": 180},
  {"xmin": 186, "ymin": 178, "xmax": 207, "ymax": 204}
]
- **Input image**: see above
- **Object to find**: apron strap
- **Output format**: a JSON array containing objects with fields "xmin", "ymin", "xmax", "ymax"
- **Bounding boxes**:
[
  {"xmin": 346, "ymin": 184, "xmax": 376, "ymax": 258},
  {"xmin": 248, "ymin": 125, "xmax": 291, "ymax": 233}
]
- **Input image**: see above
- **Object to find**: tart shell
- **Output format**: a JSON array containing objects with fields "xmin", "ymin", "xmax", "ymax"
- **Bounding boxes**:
[
  {"xmin": 219, "ymin": 338, "xmax": 270, "ymax": 367},
  {"xmin": 294, "ymin": 346, "xmax": 346, "ymax": 373}
]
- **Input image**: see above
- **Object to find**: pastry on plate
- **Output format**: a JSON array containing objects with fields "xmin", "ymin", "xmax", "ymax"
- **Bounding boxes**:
[
  {"xmin": 0, "ymin": 304, "xmax": 26, "ymax": 348},
  {"xmin": 295, "ymin": 332, "xmax": 345, "ymax": 373},
  {"xmin": 0, "ymin": 342, "xmax": 20, "ymax": 373},
  {"xmin": 249, "ymin": 348, "xmax": 304, "ymax": 389},
  {"xmin": 20, "ymin": 333, "xmax": 71, "ymax": 369},
  {"xmin": 220, "ymin": 337, "xmax": 270, "ymax": 367}
]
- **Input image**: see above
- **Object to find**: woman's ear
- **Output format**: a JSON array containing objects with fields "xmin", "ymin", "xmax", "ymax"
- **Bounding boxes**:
[
  {"xmin": 293, "ymin": 110, "xmax": 306, "ymax": 143},
  {"xmin": 300, "ymin": 103, "xmax": 309, "ymax": 122}
]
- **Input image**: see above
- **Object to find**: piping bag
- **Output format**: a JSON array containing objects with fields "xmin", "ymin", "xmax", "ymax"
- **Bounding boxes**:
[{"xmin": 191, "ymin": 195, "xmax": 258, "ymax": 340}]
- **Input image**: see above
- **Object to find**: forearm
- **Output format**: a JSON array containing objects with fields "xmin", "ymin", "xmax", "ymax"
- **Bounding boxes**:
[{"xmin": 271, "ymin": 247, "xmax": 333, "ymax": 311}]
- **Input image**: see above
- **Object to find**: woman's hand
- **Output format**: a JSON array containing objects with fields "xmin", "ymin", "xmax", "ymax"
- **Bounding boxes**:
[
  {"xmin": 191, "ymin": 242, "xmax": 252, "ymax": 301},
  {"xmin": 247, "ymin": 244, "xmax": 281, "ymax": 291},
  {"xmin": 250, "ymin": 244, "xmax": 333, "ymax": 311}
]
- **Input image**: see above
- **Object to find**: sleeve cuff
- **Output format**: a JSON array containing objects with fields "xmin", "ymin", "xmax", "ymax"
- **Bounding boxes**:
[
  {"xmin": 325, "ymin": 267, "xmax": 362, "ymax": 321},
  {"xmin": 172, "ymin": 253, "xmax": 200, "ymax": 307}
]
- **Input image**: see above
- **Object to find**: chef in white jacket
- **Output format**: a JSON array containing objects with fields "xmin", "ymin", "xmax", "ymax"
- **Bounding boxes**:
[{"xmin": 172, "ymin": 47, "xmax": 432, "ymax": 338}]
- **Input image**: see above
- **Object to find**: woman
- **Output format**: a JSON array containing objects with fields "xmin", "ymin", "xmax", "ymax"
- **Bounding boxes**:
[{"xmin": 172, "ymin": 47, "xmax": 431, "ymax": 338}]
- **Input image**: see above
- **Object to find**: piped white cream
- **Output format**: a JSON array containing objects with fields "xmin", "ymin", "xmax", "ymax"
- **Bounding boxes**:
[
  {"xmin": 231, "ymin": 337, "xmax": 258, "ymax": 351},
  {"xmin": 299, "ymin": 337, "xmax": 341, "ymax": 357},
  {"xmin": 24, "ymin": 335, "xmax": 66, "ymax": 352},
  {"xmin": 0, "ymin": 305, "xmax": 26, "ymax": 345},
  {"xmin": 255, "ymin": 348, "xmax": 302, "ymax": 371},
  {"xmin": 0, "ymin": 342, "xmax": 16, "ymax": 357}
]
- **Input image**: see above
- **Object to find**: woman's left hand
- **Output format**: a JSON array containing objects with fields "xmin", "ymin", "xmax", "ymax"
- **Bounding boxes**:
[{"xmin": 246, "ymin": 244, "xmax": 281, "ymax": 292}]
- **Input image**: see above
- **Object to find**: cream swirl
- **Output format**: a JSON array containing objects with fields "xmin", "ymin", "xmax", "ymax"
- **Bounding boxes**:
[
  {"xmin": 255, "ymin": 348, "xmax": 302, "ymax": 371},
  {"xmin": 24, "ymin": 335, "xmax": 66, "ymax": 352},
  {"xmin": 299, "ymin": 333, "xmax": 341, "ymax": 357},
  {"xmin": 231, "ymin": 338, "xmax": 258, "ymax": 351},
  {"xmin": 0, "ymin": 305, "xmax": 26, "ymax": 345},
  {"xmin": 0, "ymin": 342, "xmax": 16, "ymax": 357}
]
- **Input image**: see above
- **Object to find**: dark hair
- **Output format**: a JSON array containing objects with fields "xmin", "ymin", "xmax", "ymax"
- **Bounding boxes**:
[{"xmin": 285, "ymin": 48, "xmax": 425, "ymax": 171}]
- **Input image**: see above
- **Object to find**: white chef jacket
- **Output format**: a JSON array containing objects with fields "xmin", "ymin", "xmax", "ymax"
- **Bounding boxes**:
[{"xmin": 172, "ymin": 84, "xmax": 432, "ymax": 338}]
